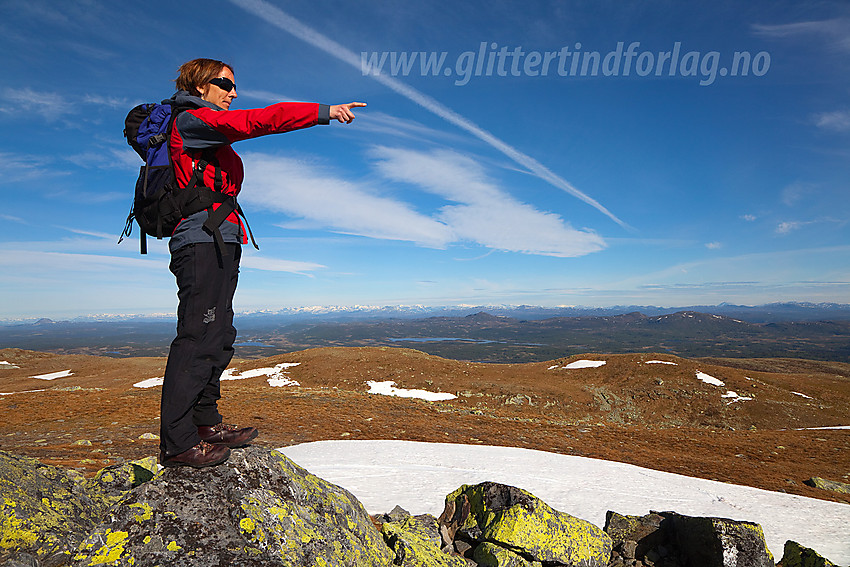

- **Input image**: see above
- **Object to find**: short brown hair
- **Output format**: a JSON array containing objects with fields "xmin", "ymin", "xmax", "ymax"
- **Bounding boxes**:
[{"xmin": 175, "ymin": 58, "xmax": 234, "ymax": 95}]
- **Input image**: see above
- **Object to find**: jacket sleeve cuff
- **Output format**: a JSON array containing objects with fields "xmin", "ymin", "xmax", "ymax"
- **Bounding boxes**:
[{"xmin": 318, "ymin": 104, "xmax": 330, "ymax": 125}]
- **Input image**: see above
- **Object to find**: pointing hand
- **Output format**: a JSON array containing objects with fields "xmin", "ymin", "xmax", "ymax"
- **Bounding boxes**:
[{"xmin": 329, "ymin": 102, "xmax": 367, "ymax": 124}]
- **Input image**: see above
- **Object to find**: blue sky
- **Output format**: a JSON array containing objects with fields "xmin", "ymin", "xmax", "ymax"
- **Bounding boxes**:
[{"xmin": 1, "ymin": 0, "xmax": 849, "ymax": 319}]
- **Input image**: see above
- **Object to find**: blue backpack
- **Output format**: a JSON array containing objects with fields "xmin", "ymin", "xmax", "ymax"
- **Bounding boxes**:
[{"xmin": 120, "ymin": 100, "xmax": 255, "ymax": 254}]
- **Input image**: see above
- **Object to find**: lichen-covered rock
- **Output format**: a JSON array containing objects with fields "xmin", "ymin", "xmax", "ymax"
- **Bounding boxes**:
[
  {"xmin": 473, "ymin": 541, "xmax": 542, "ymax": 567},
  {"xmin": 804, "ymin": 477, "xmax": 850, "ymax": 495},
  {"xmin": 71, "ymin": 446, "xmax": 393, "ymax": 567},
  {"xmin": 440, "ymin": 482, "xmax": 611, "ymax": 567},
  {"xmin": 381, "ymin": 514, "xmax": 467, "ymax": 566},
  {"xmin": 604, "ymin": 511, "xmax": 674, "ymax": 563},
  {"xmin": 84, "ymin": 457, "xmax": 159, "ymax": 513},
  {"xmin": 668, "ymin": 512, "xmax": 774, "ymax": 567},
  {"xmin": 0, "ymin": 451, "xmax": 106, "ymax": 566},
  {"xmin": 778, "ymin": 540, "xmax": 838, "ymax": 567}
]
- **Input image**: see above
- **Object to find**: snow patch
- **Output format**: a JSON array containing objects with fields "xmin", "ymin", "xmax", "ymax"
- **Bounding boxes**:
[
  {"xmin": 721, "ymin": 391, "xmax": 753, "ymax": 404},
  {"xmin": 30, "ymin": 369, "xmax": 73, "ymax": 381},
  {"xmin": 0, "ymin": 361, "xmax": 20, "ymax": 369},
  {"xmin": 268, "ymin": 377, "xmax": 300, "ymax": 387},
  {"xmin": 133, "ymin": 363, "xmax": 302, "ymax": 389},
  {"xmin": 558, "ymin": 360, "xmax": 607, "ymax": 369},
  {"xmin": 222, "ymin": 362, "xmax": 301, "ymax": 381},
  {"xmin": 791, "ymin": 391, "xmax": 812, "ymax": 399},
  {"xmin": 0, "ymin": 389, "xmax": 47, "ymax": 396},
  {"xmin": 279, "ymin": 440, "xmax": 850, "ymax": 565},
  {"xmin": 133, "ymin": 377, "xmax": 163, "ymax": 389},
  {"xmin": 644, "ymin": 360, "xmax": 678, "ymax": 365},
  {"xmin": 695, "ymin": 371, "xmax": 725, "ymax": 387},
  {"xmin": 366, "ymin": 380, "xmax": 456, "ymax": 401}
]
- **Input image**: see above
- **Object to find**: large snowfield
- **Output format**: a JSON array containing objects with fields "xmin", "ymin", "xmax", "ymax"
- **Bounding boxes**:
[{"xmin": 280, "ymin": 440, "xmax": 850, "ymax": 565}]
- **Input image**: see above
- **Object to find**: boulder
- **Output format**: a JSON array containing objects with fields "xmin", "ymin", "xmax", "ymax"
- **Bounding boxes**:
[
  {"xmin": 439, "ymin": 482, "xmax": 611, "ymax": 567},
  {"xmin": 0, "ymin": 451, "xmax": 110, "ymax": 567},
  {"xmin": 804, "ymin": 477, "xmax": 850, "ymax": 495},
  {"xmin": 604, "ymin": 511, "xmax": 673, "ymax": 563},
  {"xmin": 605, "ymin": 510, "xmax": 775, "ymax": 567},
  {"xmin": 668, "ymin": 512, "xmax": 774, "ymax": 567},
  {"xmin": 70, "ymin": 446, "xmax": 393, "ymax": 567},
  {"xmin": 473, "ymin": 541, "xmax": 542, "ymax": 566},
  {"xmin": 777, "ymin": 540, "xmax": 838, "ymax": 567},
  {"xmin": 381, "ymin": 514, "xmax": 467, "ymax": 566}
]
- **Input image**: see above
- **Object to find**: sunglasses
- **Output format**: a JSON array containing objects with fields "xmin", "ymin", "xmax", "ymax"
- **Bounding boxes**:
[{"xmin": 209, "ymin": 77, "xmax": 236, "ymax": 92}]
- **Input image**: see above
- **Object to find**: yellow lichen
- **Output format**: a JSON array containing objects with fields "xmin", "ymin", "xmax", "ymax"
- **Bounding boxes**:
[
  {"xmin": 166, "ymin": 540, "xmax": 182, "ymax": 552},
  {"xmin": 87, "ymin": 530, "xmax": 129, "ymax": 565},
  {"xmin": 129, "ymin": 502, "xmax": 153, "ymax": 523},
  {"xmin": 1, "ymin": 513, "xmax": 39, "ymax": 550},
  {"xmin": 239, "ymin": 517, "xmax": 256, "ymax": 534}
]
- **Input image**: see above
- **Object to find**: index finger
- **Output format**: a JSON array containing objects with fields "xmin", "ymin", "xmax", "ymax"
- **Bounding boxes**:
[{"xmin": 347, "ymin": 102, "xmax": 367, "ymax": 108}]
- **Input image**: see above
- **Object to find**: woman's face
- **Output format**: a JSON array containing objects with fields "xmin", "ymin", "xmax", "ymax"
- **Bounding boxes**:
[{"xmin": 198, "ymin": 66, "xmax": 237, "ymax": 110}]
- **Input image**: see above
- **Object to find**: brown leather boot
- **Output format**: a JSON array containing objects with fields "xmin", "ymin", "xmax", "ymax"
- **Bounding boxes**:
[
  {"xmin": 159, "ymin": 440, "xmax": 230, "ymax": 468},
  {"xmin": 198, "ymin": 423, "xmax": 259, "ymax": 448}
]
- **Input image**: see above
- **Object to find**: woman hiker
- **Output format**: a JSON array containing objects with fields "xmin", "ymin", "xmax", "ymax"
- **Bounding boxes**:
[{"xmin": 159, "ymin": 58, "xmax": 365, "ymax": 468}]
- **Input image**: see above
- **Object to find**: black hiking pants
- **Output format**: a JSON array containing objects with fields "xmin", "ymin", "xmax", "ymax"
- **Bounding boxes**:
[{"xmin": 160, "ymin": 242, "xmax": 241, "ymax": 456}]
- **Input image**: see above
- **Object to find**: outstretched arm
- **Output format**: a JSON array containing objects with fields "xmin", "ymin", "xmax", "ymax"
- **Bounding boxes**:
[{"xmin": 329, "ymin": 102, "xmax": 367, "ymax": 124}]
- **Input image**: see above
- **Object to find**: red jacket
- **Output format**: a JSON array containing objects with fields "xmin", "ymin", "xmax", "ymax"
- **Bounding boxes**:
[{"xmin": 168, "ymin": 92, "xmax": 329, "ymax": 248}]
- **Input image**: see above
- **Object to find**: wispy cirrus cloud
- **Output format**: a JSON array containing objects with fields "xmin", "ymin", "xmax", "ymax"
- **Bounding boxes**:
[
  {"xmin": 66, "ymin": 146, "xmax": 140, "ymax": 171},
  {"xmin": 752, "ymin": 18, "xmax": 850, "ymax": 52},
  {"xmin": 0, "ymin": 88, "xmax": 74, "ymax": 121},
  {"xmin": 228, "ymin": 0, "xmax": 628, "ymax": 229},
  {"xmin": 0, "ymin": 152, "xmax": 70, "ymax": 184},
  {"xmin": 0, "ymin": 88, "xmax": 138, "ymax": 123},
  {"xmin": 240, "ymin": 255, "xmax": 326, "ymax": 276}
]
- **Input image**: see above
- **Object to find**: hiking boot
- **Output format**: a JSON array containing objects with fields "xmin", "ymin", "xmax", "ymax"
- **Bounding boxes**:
[
  {"xmin": 160, "ymin": 441, "xmax": 230, "ymax": 468},
  {"xmin": 198, "ymin": 423, "xmax": 259, "ymax": 448}
]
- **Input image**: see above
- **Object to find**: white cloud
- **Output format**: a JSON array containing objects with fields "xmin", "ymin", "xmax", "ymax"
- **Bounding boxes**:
[
  {"xmin": 776, "ymin": 221, "xmax": 803, "ymax": 234},
  {"xmin": 705, "ymin": 241, "xmax": 722, "ymax": 249},
  {"xmin": 82, "ymin": 94, "xmax": 136, "ymax": 110},
  {"xmin": 780, "ymin": 182, "xmax": 814, "ymax": 207},
  {"xmin": 0, "ymin": 249, "xmax": 163, "ymax": 274},
  {"xmin": 356, "ymin": 112, "xmax": 471, "ymax": 146},
  {"xmin": 239, "ymin": 148, "xmax": 605, "ymax": 258},
  {"xmin": 741, "ymin": 214, "xmax": 757, "ymax": 222},
  {"xmin": 0, "ymin": 152, "xmax": 70, "ymax": 184},
  {"xmin": 0, "ymin": 214, "xmax": 28, "ymax": 224},
  {"xmin": 239, "ymin": 152, "xmax": 454, "ymax": 248},
  {"xmin": 371, "ymin": 146, "xmax": 606, "ymax": 257},
  {"xmin": 813, "ymin": 110, "xmax": 850, "ymax": 132},
  {"xmin": 56, "ymin": 227, "xmax": 116, "ymax": 240},
  {"xmin": 66, "ymin": 146, "xmax": 140, "ymax": 171},
  {"xmin": 240, "ymin": 255, "xmax": 326, "ymax": 276},
  {"xmin": 752, "ymin": 18, "xmax": 850, "ymax": 52},
  {"xmin": 0, "ymin": 88, "xmax": 74, "ymax": 121}
]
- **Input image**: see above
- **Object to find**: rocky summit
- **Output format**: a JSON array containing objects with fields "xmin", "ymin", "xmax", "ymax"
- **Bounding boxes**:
[
  {"xmin": 0, "ymin": 446, "xmax": 843, "ymax": 567},
  {"xmin": 70, "ymin": 446, "xmax": 392, "ymax": 567}
]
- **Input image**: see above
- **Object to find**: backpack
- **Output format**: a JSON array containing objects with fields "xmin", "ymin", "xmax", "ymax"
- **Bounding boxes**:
[{"xmin": 119, "ymin": 99, "xmax": 257, "ymax": 255}]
